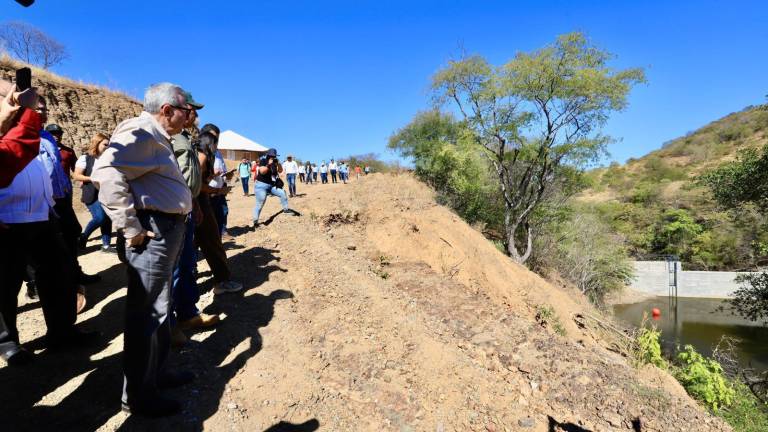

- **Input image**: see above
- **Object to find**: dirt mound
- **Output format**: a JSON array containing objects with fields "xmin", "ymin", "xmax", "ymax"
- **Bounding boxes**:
[
  {"xmin": 2, "ymin": 173, "xmax": 729, "ymax": 431},
  {"xmin": 0, "ymin": 56, "xmax": 142, "ymax": 155}
]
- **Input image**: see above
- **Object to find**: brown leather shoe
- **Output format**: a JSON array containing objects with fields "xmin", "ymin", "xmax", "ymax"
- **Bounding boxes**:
[{"xmin": 178, "ymin": 313, "xmax": 221, "ymax": 331}]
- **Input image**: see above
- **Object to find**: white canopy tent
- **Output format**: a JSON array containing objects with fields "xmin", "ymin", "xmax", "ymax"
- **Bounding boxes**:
[{"xmin": 216, "ymin": 130, "xmax": 268, "ymax": 161}]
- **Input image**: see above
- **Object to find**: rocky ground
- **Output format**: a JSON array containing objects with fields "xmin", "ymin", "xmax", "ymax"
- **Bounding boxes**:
[{"xmin": 0, "ymin": 173, "xmax": 731, "ymax": 431}]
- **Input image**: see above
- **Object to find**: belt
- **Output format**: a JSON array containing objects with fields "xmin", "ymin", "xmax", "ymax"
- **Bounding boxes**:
[{"xmin": 136, "ymin": 209, "xmax": 186, "ymax": 222}]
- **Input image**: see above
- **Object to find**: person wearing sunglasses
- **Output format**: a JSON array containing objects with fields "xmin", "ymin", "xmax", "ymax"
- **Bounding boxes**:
[{"xmin": 91, "ymin": 82, "xmax": 194, "ymax": 417}]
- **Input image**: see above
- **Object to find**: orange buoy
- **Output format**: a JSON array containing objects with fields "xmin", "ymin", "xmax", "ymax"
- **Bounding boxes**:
[{"xmin": 651, "ymin": 308, "xmax": 661, "ymax": 319}]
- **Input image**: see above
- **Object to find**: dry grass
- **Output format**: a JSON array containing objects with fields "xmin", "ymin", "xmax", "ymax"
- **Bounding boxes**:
[{"xmin": 0, "ymin": 54, "xmax": 138, "ymax": 101}]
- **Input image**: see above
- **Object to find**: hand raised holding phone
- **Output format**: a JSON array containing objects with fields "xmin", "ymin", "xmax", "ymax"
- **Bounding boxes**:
[{"xmin": 0, "ymin": 78, "xmax": 39, "ymax": 135}]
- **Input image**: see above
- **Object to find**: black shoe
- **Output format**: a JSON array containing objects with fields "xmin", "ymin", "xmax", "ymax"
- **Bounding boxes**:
[
  {"xmin": 2, "ymin": 346, "xmax": 33, "ymax": 366},
  {"xmin": 122, "ymin": 395, "xmax": 181, "ymax": 418},
  {"xmin": 47, "ymin": 329, "xmax": 101, "ymax": 351},
  {"xmin": 100, "ymin": 246, "xmax": 117, "ymax": 254},
  {"xmin": 252, "ymin": 221, "xmax": 260, "ymax": 229},
  {"xmin": 283, "ymin": 208, "xmax": 301, "ymax": 216},
  {"xmin": 158, "ymin": 370, "xmax": 196, "ymax": 389},
  {"xmin": 25, "ymin": 283, "xmax": 38, "ymax": 301},
  {"xmin": 79, "ymin": 273, "xmax": 101, "ymax": 284}
]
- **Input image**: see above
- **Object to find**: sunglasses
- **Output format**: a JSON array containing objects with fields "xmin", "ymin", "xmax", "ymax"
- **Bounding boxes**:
[{"xmin": 167, "ymin": 104, "xmax": 194, "ymax": 115}]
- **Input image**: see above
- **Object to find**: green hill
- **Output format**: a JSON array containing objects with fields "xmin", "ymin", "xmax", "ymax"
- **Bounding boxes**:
[{"xmin": 580, "ymin": 104, "xmax": 768, "ymax": 270}]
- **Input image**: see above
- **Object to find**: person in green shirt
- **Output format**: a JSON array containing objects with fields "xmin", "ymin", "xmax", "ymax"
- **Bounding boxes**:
[
  {"xmin": 238, "ymin": 158, "xmax": 252, "ymax": 196},
  {"xmin": 170, "ymin": 96, "xmax": 221, "ymax": 347}
]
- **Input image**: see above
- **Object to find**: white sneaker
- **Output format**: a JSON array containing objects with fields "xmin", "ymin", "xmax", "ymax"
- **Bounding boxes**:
[{"xmin": 213, "ymin": 280, "xmax": 243, "ymax": 295}]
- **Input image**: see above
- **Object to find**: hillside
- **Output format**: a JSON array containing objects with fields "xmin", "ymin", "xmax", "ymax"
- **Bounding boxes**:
[
  {"xmin": 581, "ymin": 104, "xmax": 768, "ymax": 270},
  {"xmin": 0, "ymin": 56, "xmax": 141, "ymax": 153},
  {"xmin": 1, "ymin": 174, "xmax": 729, "ymax": 431}
]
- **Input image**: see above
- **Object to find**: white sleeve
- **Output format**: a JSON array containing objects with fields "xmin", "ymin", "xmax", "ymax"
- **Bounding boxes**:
[{"xmin": 75, "ymin": 154, "xmax": 88, "ymax": 170}]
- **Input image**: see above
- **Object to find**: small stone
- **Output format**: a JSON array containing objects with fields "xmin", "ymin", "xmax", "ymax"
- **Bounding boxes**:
[
  {"xmin": 529, "ymin": 381, "xmax": 539, "ymax": 391},
  {"xmin": 518, "ymin": 417, "xmax": 535, "ymax": 428},
  {"xmin": 347, "ymin": 244, "xmax": 357, "ymax": 250},
  {"xmin": 227, "ymin": 402, "xmax": 238, "ymax": 410}
]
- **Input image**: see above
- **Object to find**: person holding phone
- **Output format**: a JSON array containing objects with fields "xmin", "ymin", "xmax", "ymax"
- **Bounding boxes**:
[
  {"xmin": 1, "ymin": 77, "xmax": 98, "ymax": 366},
  {"xmin": 0, "ymin": 72, "xmax": 41, "ymax": 186},
  {"xmin": 251, "ymin": 148, "xmax": 300, "ymax": 228}
]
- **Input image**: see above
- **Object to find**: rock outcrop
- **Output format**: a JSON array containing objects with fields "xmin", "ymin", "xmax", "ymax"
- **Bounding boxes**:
[{"xmin": 0, "ymin": 57, "xmax": 141, "ymax": 154}]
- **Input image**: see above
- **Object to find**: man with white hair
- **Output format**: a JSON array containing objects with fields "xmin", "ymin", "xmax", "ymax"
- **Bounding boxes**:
[{"xmin": 91, "ymin": 82, "xmax": 194, "ymax": 417}]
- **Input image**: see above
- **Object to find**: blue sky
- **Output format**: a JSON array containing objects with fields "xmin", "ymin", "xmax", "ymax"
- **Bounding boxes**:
[{"xmin": 2, "ymin": 0, "xmax": 767, "ymax": 165}]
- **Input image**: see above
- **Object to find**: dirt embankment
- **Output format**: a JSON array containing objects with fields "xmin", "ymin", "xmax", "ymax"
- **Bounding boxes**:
[
  {"xmin": 0, "ymin": 57, "xmax": 142, "ymax": 154},
  {"xmin": 1, "ymin": 173, "xmax": 729, "ymax": 431}
]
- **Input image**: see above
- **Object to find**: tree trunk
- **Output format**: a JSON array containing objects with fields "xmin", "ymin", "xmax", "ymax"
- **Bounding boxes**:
[{"xmin": 506, "ymin": 220, "xmax": 533, "ymax": 264}]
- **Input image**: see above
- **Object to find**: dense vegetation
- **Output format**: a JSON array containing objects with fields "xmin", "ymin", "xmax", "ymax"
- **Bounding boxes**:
[
  {"xmin": 636, "ymin": 329, "xmax": 768, "ymax": 431},
  {"xmin": 583, "ymin": 105, "xmax": 768, "ymax": 270},
  {"xmin": 389, "ymin": 33, "xmax": 640, "ymax": 303},
  {"xmin": 698, "ymin": 142, "xmax": 768, "ymax": 325}
]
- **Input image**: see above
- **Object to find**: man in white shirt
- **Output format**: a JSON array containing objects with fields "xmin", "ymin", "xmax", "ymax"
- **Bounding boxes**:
[
  {"xmin": 320, "ymin": 161, "xmax": 328, "ymax": 184},
  {"xmin": 283, "ymin": 155, "xmax": 299, "ymax": 197},
  {"xmin": 298, "ymin": 162, "xmax": 306, "ymax": 183},
  {"xmin": 328, "ymin": 159, "xmax": 338, "ymax": 183}
]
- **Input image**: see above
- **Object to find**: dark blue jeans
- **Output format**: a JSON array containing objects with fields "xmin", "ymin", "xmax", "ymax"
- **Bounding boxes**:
[
  {"xmin": 83, "ymin": 201, "xmax": 112, "ymax": 247},
  {"xmin": 286, "ymin": 173, "xmax": 297, "ymax": 196},
  {"xmin": 210, "ymin": 194, "xmax": 228, "ymax": 236},
  {"xmin": 172, "ymin": 215, "xmax": 199, "ymax": 323},
  {"xmin": 240, "ymin": 176, "xmax": 250, "ymax": 195}
]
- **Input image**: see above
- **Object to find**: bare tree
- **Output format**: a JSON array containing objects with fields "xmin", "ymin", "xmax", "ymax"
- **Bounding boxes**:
[{"xmin": 0, "ymin": 21, "xmax": 68, "ymax": 69}]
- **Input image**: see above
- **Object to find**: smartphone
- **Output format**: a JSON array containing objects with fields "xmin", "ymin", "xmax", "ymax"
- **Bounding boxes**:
[{"xmin": 15, "ymin": 67, "xmax": 31, "ymax": 91}]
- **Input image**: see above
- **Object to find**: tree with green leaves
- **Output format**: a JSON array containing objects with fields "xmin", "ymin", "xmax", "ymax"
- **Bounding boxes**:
[
  {"xmin": 428, "ymin": 32, "xmax": 645, "ymax": 263},
  {"xmin": 700, "ymin": 145, "xmax": 768, "ymax": 210},
  {"xmin": 388, "ymin": 110, "xmax": 504, "ymax": 229},
  {"xmin": 701, "ymin": 145, "xmax": 768, "ymax": 325}
]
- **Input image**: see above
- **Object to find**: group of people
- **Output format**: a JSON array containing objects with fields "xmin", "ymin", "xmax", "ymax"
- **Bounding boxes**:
[
  {"xmin": 297, "ymin": 159, "xmax": 370, "ymax": 185},
  {"xmin": 0, "ymin": 80, "xmax": 254, "ymax": 417},
  {"xmin": 237, "ymin": 156, "xmax": 371, "ymax": 207}
]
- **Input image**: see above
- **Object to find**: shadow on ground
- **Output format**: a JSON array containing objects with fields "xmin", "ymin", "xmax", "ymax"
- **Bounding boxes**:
[{"xmin": 0, "ymin": 243, "xmax": 299, "ymax": 431}]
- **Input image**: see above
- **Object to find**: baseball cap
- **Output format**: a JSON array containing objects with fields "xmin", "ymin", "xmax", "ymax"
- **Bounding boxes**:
[
  {"xmin": 184, "ymin": 91, "xmax": 204, "ymax": 110},
  {"xmin": 45, "ymin": 124, "xmax": 63, "ymax": 135}
]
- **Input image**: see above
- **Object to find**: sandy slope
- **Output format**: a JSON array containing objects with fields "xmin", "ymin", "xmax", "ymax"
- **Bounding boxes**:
[{"xmin": 0, "ymin": 173, "xmax": 729, "ymax": 431}]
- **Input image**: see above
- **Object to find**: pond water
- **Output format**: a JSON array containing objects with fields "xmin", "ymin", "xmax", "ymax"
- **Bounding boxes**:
[{"xmin": 613, "ymin": 297, "xmax": 768, "ymax": 373}]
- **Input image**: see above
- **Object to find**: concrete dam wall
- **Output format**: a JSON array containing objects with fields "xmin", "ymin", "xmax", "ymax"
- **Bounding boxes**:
[{"xmin": 629, "ymin": 261, "xmax": 754, "ymax": 298}]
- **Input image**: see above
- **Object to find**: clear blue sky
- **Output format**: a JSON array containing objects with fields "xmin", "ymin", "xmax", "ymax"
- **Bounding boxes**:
[{"xmin": 3, "ymin": 0, "xmax": 767, "ymax": 165}]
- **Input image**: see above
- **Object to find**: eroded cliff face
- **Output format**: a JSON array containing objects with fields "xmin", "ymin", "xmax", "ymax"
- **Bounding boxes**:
[{"xmin": 1, "ymin": 58, "xmax": 142, "ymax": 154}]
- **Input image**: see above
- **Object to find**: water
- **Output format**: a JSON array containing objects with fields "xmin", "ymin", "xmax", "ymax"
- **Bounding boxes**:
[{"xmin": 613, "ymin": 297, "xmax": 768, "ymax": 373}]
